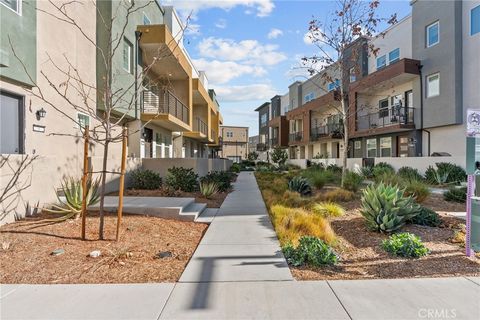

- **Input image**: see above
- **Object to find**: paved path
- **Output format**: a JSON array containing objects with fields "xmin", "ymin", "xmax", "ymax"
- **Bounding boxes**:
[{"xmin": 1, "ymin": 172, "xmax": 479, "ymax": 319}]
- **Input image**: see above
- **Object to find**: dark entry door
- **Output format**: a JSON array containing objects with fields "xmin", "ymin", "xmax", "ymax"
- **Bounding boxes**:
[{"xmin": 144, "ymin": 128, "xmax": 153, "ymax": 158}]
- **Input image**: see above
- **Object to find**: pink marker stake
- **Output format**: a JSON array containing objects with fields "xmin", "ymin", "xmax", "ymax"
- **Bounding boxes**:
[{"xmin": 466, "ymin": 175, "xmax": 473, "ymax": 257}]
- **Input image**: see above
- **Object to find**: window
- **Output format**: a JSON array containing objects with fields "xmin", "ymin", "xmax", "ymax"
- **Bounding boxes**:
[
  {"xmin": 143, "ymin": 13, "xmax": 151, "ymax": 25},
  {"xmin": 472, "ymin": 5, "xmax": 480, "ymax": 35},
  {"xmin": 1, "ymin": 0, "xmax": 21, "ymax": 14},
  {"xmin": 226, "ymin": 131, "xmax": 233, "ymax": 138},
  {"xmin": 380, "ymin": 137, "xmax": 392, "ymax": 157},
  {"xmin": 304, "ymin": 92, "xmax": 314, "ymax": 103},
  {"xmin": 366, "ymin": 139, "xmax": 377, "ymax": 157},
  {"xmin": 426, "ymin": 21, "xmax": 439, "ymax": 47},
  {"xmin": 123, "ymin": 37, "xmax": 133, "ymax": 73},
  {"xmin": 349, "ymin": 67, "xmax": 356, "ymax": 83},
  {"xmin": 376, "ymin": 55, "xmax": 386, "ymax": 70},
  {"xmin": 388, "ymin": 48, "xmax": 400, "ymax": 64},
  {"xmin": 426, "ymin": 73, "xmax": 440, "ymax": 98},
  {"xmin": 379, "ymin": 98, "xmax": 389, "ymax": 118},
  {"xmin": 260, "ymin": 113, "xmax": 268, "ymax": 126},
  {"xmin": 77, "ymin": 113, "xmax": 90, "ymax": 129},
  {"xmin": 354, "ymin": 141, "xmax": 361, "ymax": 150},
  {"xmin": 327, "ymin": 79, "xmax": 340, "ymax": 92},
  {"xmin": 1, "ymin": 91, "xmax": 24, "ymax": 154}
]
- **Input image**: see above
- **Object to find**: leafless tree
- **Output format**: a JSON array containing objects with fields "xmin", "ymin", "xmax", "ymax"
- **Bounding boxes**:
[
  {"xmin": 10, "ymin": 0, "xmax": 190, "ymax": 239},
  {"xmin": 302, "ymin": 0, "xmax": 397, "ymax": 186}
]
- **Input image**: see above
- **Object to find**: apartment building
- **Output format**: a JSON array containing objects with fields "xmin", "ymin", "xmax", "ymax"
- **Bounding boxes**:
[
  {"xmin": 254, "ymin": 102, "xmax": 270, "ymax": 160},
  {"xmin": 0, "ymin": 0, "xmax": 223, "ymax": 223},
  {"xmin": 219, "ymin": 126, "xmax": 249, "ymax": 162},
  {"xmin": 248, "ymin": 135, "xmax": 260, "ymax": 155},
  {"xmin": 268, "ymin": 93, "xmax": 289, "ymax": 150}
]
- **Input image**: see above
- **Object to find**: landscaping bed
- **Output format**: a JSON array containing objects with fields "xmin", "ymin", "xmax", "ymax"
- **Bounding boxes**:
[
  {"xmin": 0, "ymin": 212, "xmax": 207, "ymax": 284},
  {"xmin": 121, "ymin": 189, "xmax": 229, "ymax": 208}
]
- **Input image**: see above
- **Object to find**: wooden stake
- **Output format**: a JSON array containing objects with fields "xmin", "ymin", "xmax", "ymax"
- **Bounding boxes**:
[
  {"xmin": 81, "ymin": 125, "xmax": 90, "ymax": 240},
  {"xmin": 116, "ymin": 127, "xmax": 128, "ymax": 241}
]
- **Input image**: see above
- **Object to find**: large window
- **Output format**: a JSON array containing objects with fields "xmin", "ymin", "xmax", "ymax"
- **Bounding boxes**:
[
  {"xmin": 388, "ymin": 48, "xmax": 400, "ymax": 64},
  {"xmin": 376, "ymin": 55, "xmax": 386, "ymax": 70},
  {"xmin": 260, "ymin": 113, "xmax": 268, "ymax": 127},
  {"xmin": 472, "ymin": 5, "xmax": 480, "ymax": 35},
  {"xmin": 380, "ymin": 137, "xmax": 392, "ymax": 157},
  {"xmin": 304, "ymin": 92, "xmax": 315, "ymax": 103},
  {"xmin": 426, "ymin": 73, "xmax": 440, "ymax": 98},
  {"xmin": 77, "ymin": 113, "xmax": 90, "ymax": 129},
  {"xmin": 123, "ymin": 37, "xmax": 133, "ymax": 73},
  {"xmin": 1, "ymin": 91, "xmax": 23, "ymax": 154},
  {"xmin": 426, "ymin": 21, "xmax": 439, "ymax": 47},
  {"xmin": 366, "ymin": 139, "xmax": 377, "ymax": 157},
  {"xmin": 327, "ymin": 79, "xmax": 340, "ymax": 92},
  {"xmin": 349, "ymin": 67, "xmax": 356, "ymax": 83},
  {"xmin": 1, "ymin": 0, "xmax": 21, "ymax": 14},
  {"xmin": 143, "ymin": 13, "xmax": 151, "ymax": 25}
]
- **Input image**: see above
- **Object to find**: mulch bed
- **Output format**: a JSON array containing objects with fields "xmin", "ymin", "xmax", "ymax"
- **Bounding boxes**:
[
  {"xmin": 0, "ymin": 212, "xmax": 207, "ymax": 284},
  {"xmin": 121, "ymin": 189, "xmax": 229, "ymax": 208}
]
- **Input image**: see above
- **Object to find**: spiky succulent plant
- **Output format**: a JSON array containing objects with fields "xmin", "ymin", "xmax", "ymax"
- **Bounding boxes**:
[{"xmin": 288, "ymin": 176, "xmax": 312, "ymax": 196}]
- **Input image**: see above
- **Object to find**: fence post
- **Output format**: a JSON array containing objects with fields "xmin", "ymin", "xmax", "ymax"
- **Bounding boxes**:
[
  {"xmin": 81, "ymin": 125, "xmax": 89, "ymax": 240},
  {"xmin": 116, "ymin": 127, "xmax": 128, "ymax": 242}
]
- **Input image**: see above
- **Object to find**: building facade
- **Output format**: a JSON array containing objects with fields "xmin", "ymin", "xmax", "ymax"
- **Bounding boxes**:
[{"xmin": 219, "ymin": 126, "xmax": 249, "ymax": 162}]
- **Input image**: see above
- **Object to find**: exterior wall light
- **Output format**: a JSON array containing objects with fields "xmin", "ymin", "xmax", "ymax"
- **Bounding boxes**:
[{"xmin": 36, "ymin": 108, "xmax": 47, "ymax": 119}]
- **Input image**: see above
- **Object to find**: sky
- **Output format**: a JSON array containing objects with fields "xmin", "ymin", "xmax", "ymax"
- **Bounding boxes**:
[{"xmin": 164, "ymin": 0, "xmax": 412, "ymax": 136}]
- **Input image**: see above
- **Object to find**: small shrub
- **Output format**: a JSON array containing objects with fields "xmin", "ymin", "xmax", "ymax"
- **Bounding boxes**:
[
  {"xmin": 283, "ymin": 236, "xmax": 338, "ymax": 267},
  {"xmin": 374, "ymin": 172, "xmax": 404, "ymax": 186},
  {"xmin": 403, "ymin": 179, "xmax": 430, "ymax": 203},
  {"xmin": 165, "ymin": 167, "xmax": 198, "ymax": 192},
  {"xmin": 130, "ymin": 169, "xmax": 162, "ymax": 190},
  {"xmin": 311, "ymin": 202, "xmax": 345, "ymax": 217},
  {"xmin": 200, "ymin": 171, "xmax": 233, "ymax": 192},
  {"xmin": 425, "ymin": 163, "xmax": 466, "ymax": 185},
  {"xmin": 398, "ymin": 166, "xmax": 423, "ymax": 181},
  {"xmin": 409, "ymin": 206, "xmax": 442, "ymax": 227},
  {"xmin": 279, "ymin": 190, "xmax": 312, "ymax": 208},
  {"xmin": 319, "ymin": 189, "xmax": 355, "ymax": 202},
  {"xmin": 247, "ymin": 151, "xmax": 259, "ymax": 161},
  {"xmin": 360, "ymin": 166, "xmax": 374, "ymax": 179},
  {"xmin": 270, "ymin": 205, "xmax": 336, "ymax": 246},
  {"xmin": 444, "ymin": 187, "xmax": 467, "ymax": 203},
  {"xmin": 326, "ymin": 164, "xmax": 342, "ymax": 174},
  {"xmin": 375, "ymin": 162, "xmax": 395, "ymax": 171},
  {"xmin": 199, "ymin": 181, "xmax": 218, "ymax": 199},
  {"xmin": 288, "ymin": 176, "xmax": 312, "ymax": 196},
  {"xmin": 302, "ymin": 169, "xmax": 327, "ymax": 190},
  {"xmin": 271, "ymin": 147, "xmax": 288, "ymax": 166},
  {"xmin": 372, "ymin": 166, "xmax": 394, "ymax": 179},
  {"xmin": 230, "ymin": 163, "xmax": 241, "ymax": 173},
  {"xmin": 382, "ymin": 232, "xmax": 429, "ymax": 258},
  {"xmin": 343, "ymin": 171, "xmax": 363, "ymax": 192},
  {"xmin": 360, "ymin": 183, "xmax": 421, "ymax": 233}
]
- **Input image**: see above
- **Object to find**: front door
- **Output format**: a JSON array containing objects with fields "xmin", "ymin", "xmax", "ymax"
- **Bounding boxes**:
[
  {"xmin": 0, "ymin": 91, "xmax": 23, "ymax": 154},
  {"xmin": 143, "ymin": 128, "xmax": 153, "ymax": 158},
  {"xmin": 398, "ymin": 136, "xmax": 409, "ymax": 157}
]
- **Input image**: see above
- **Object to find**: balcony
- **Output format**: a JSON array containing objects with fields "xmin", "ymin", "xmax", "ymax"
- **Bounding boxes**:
[
  {"xmin": 184, "ymin": 117, "xmax": 209, "ymax": 142},
  {"xmin": 356, "ymin": 106, "xmax": 415, "ymax": 132},
  {"xmin": 289, "ymin": 132, "xmax": 303, "ymax": 144},
  {"xmin": 257, "ymin": 143, "xmax": 268, "ymax": 151},
  {"xmin": 269, "ymin": 137, "xmax": 279, "ymax": 147},
  {"xmin": 310, "ymin": 123, "xmax": 344, "ymax": 141},
  {"xmin": 141, "ymin": 89, "xmax": 190, "ymax": 131}
]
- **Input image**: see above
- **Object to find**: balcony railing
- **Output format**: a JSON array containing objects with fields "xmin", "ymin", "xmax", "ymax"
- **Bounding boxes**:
[
  {"xmin": 211, "ymin": 128, "xmax": 216, "ymax": 141},
  {"xmin": 142, "ymin": 89, "xmax": 189, "ymax": 125},
  {"xmin": 310, "ymin": 123, "xmax": 344, "ymax": 141},
  {"xmin": 193, "ymin": 117, "xmax": 208, "ymax": 135},
  {"xmin": 269, "ymin": 137, "xmax": 279, "ymax": 147},
  {"xmin": 257, "ymin": 143, "xmax": 268, "ymax": 151},
  {"xmin": 356, "ymin": 106, "xmax": 414, "ymax": 131},
  {"xmin": 289, "ymin": 132, "xmax": 303, "ymax": 143}
]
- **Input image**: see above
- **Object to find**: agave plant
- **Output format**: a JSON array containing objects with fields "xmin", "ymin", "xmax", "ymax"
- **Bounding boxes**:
[
  {"xmin": 360, "ymin": 183, "xmax": 421, "ymax": 233},
  {"xmin": 288, "ymin": 176, "xmax": 312, "ymax": 196},
  {"xmin": 199, "ymin": 181, "xmax": 219, "ymax": 199},
  {"xmin": 44, "ymin": 175, "xmax": 100, "ymax": 220}
]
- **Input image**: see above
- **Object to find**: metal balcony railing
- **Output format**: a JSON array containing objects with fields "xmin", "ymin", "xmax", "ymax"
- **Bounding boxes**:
[
  {"xmin": 269, "ymin": 137, "xmax": 279, "ymax": 147},
  {"xmin": 211, "ymin": 128, "xmax": 216, "ymax": 141},
  {"xmin": 142, "ymin": 89, "xmax": 189, "ymax": 125},
  {"xmin": 194, "ymin": 117, "xmax": 208, "ymax": 135},
  {"xmin": 356, "ymin": 106, "xmax": 414, "ymax": 131},
  {"xmin": 310, "ymin": 123, "xmax": 344, "ymax": 141},
  {"xmin": 289, "ymin": 132, "xmax": 303, "ymax": 143},
  {"xmin": 256, "ymin": 143, "xmax": 268, "ymax": 151}
]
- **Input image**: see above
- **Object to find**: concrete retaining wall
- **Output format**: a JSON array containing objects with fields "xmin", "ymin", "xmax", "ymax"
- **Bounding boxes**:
[{"xmin": 142, "ymin": 158, "xmax": 232, "ymax": 177}]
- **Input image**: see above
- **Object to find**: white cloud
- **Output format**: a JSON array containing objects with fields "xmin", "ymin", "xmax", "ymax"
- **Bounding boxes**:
[
  {"xmin": 198, "ymin": 37, "xmax": 287, "ymax": 66},
  {"xmin": 166, "ymin": 0, "xmax": 274, "ymax": 18},
  {"xmin": 304, "ymin": 29, "xmax": 324, "ymax": 45},
  {"xmin": 215, "ymin": 19, "xmax": 227, "ymax": 29},
  {"xmin": 267, "ymin": 28, "xmax": 283, "ymax": 39},
  {"xmin": 214, "ymin": 84, "xmax": 277, "ymax": 102},
  {"xmin": 193, "ymin": 58, "xmax": 266, "ymax": 84}
]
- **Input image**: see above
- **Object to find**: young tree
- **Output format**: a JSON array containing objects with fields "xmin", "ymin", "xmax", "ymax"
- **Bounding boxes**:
[
  {"xmin": 271, "ymin": 147, "xmax": 288, "ymax": 167},
  {"xmin": 247, "ymin": 151, "xmax": 259, "ymax": 161},
  {"xmin": 302, "ymin": 0, "xmax": 397, "ymax": 187},
  {"xmin": 10, "ymin": 0, "xmax": 189, "ymax": 239}
]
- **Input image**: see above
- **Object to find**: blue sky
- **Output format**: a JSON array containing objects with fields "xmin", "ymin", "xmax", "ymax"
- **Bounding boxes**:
[{"xmin": 167, "ymin": 0, "xmax": 412, "ymax": 136}]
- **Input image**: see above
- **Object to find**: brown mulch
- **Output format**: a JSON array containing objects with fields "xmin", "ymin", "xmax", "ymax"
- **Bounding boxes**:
[
  {"xmin": 289, "ymin": 195, "xmax": 479, "ymax": 281},
  {"xmin": 0, "ymin": 212, "xmax": 207, "ymax": 284},
  {"xmin": 115, "ymin": 189, "xmax": 229, "ymax": 208}
]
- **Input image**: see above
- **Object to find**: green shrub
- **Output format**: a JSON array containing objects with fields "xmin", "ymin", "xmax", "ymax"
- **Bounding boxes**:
[
  {"xmin": 382, "ymin": 232, "xmax": 429, "ymax": 258},
  {"xmin": 165, "ymin": 167, "xmax": 198, "ymax": 192},
  {"xmin": 302, "ymin": 169, "xmax": 327, "ymax": 190},
  {"xmin": 283, "ymin": 236, "xmax": 338, "ymax": 267},
  {"xmin": 200, "ymin": 171, "xmax": 233, "ymax": 192},
  {"xmin": 326, "ymin": 164, "xmax": 342, "ymax": 174},
  {"xmin": 288, "ymin": 176, "xmax": 312, "ymax": 196},
  {"xmin": 409, "ymin": 206, "xmax": 442, "ymax": 227},
  {"xmin": 271, "ymin": 147, "xmax": 288, "ymax": 166},
  {"xmin": 372, "ymin": 166, "xmax": 395, "ymax": 179},
  {"xmin": 199, "ymin": 181, "xmax": 218, "ymax": 199},
  {"xmin": 130, "ymin": 169, "xmax": 162, "ymax": 190},
  {"xmin": 374, "ymin": 172, "xmax": 405, "ymax": 186},
  {"xmin": 360, "ymin": 183, "xmax": 421, "ymax": 233},
  {"xmin": 279, "ymin": 190, "xmax": 312, "ymax": 208},
  {"xmin": 398, "ymin": 166, "xmax": 423, "ymax": 181},
  {"xmin": 230, "ymin": 163, "xmax": 241, "ymax": 173},
  {"xmin": 343, "ymin": 171, "xmax": 363, "ymax": 192},
  {"xmin": 425, "ymin": 163, "xmax": 466, "ymax": 185},
  {"xmin": 360, "ymin": 166, "xmax": 374, "ymax": 179},
  {"xmin": 403, "ymin": 179, "xmax": 430, "ymax": 203},
  {"xmin": 311, "ymin": 202, "xmax": 345, "ymax": 217},
  {"xmin": 375, "ymin": 162, "xmax": 395, "ymax": 171},
  {"xmin": 247, "ymin": 151, "xmax": 259, "ymax": 161},
  {"xmin": 319, "ymin": 189, "xmax": 355, "ymax": 202},
  {"xmin": 444, "ymin": 187, "xmax": 467, "ymax": 203}
]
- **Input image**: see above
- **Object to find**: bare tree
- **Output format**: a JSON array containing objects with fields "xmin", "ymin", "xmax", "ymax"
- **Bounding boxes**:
[
  {"xmin": 10, "ymin": 0, "xmax": 189, "ymax": 239},
  {"xmin": 302, "ymin": 0, "xmax": 397, "ymax": 186}
]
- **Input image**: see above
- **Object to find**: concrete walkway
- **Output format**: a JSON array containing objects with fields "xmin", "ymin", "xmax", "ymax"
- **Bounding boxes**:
[{"xmin": 1, "ymin": 172, "xmax": 480, "ymax": 319}]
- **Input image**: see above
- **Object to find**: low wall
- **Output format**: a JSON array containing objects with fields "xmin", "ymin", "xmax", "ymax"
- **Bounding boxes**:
[
  {"xmin": 142, "ymin": 158, "xmax": 232, "ymax": 178},
  {"xmin": 288, "ymin": 156, "xmax": 465, "ymax": 175}
]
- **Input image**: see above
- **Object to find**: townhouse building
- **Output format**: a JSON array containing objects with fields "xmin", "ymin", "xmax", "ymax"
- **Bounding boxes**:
[
  {"xmin": 219, "ymin": 126, "xmax": 249, "ymax": 162},
  {"xmin": 0, "ymin": 0, "xmax": 224, "ymax": 223},
  {"xmin": 254, "ymin": 102, "xmax": 270, "ymax": 160}
]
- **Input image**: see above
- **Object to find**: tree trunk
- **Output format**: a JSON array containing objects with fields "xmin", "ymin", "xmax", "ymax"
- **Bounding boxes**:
[
  {"xmin": 340, "ymin": 93, "xmax": 349, "ymax": 188},
  {"xmin": 98, "ymin": 139, "xmax": 109, "ymax": 240}
]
